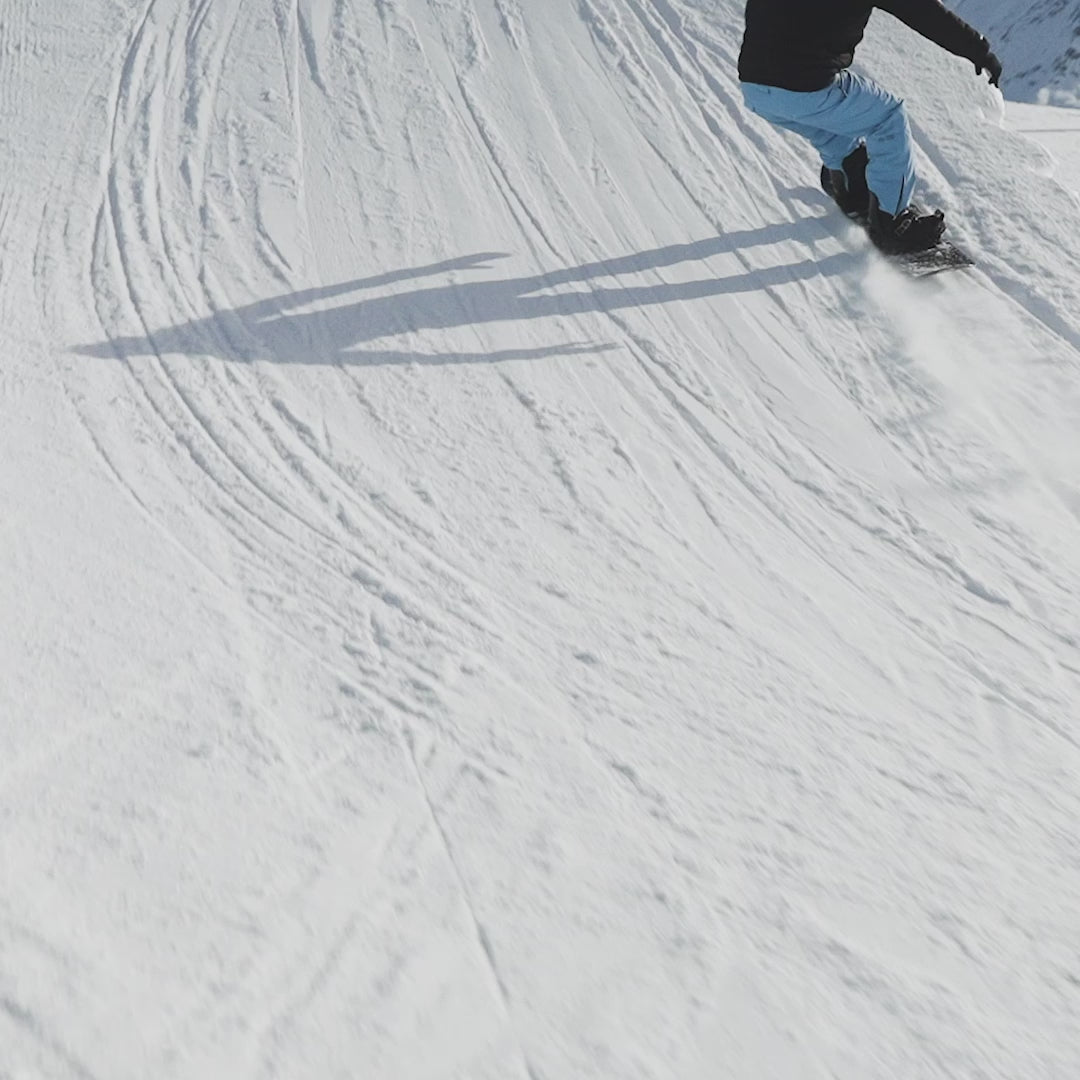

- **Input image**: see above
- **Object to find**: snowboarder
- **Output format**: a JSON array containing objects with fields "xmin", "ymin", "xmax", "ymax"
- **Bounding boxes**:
[{"xmin": 738, "ymin": 0, "xmax": 1002, "ymax": 253}]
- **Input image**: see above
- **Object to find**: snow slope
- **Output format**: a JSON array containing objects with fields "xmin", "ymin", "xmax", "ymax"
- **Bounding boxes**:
[
  {"xmin": 956, "ymin": 0, "xmax": 1080, "ymax": 106},
  {"xmin": 3, "ymin": 1, "xmax": 1080, "ymax": 1077}
]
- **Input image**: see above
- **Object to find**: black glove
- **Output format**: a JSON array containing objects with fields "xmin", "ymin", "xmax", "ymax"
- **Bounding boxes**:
[{"xmin": 976, "ymin": 49, "xmax": 1003, "ymax": 88}]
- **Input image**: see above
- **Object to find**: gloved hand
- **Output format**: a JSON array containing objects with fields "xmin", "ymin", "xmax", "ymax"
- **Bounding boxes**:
[{"xmin": 976, "ymin": 49, "xmax": 1003, "ymax": 88}]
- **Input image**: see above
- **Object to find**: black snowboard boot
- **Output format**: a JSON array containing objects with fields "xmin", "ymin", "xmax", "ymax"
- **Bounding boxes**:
[
  {"xmin": 820, "ymin": 143, "xmax": 870, "ymax": 218},
  {"xmin": 868, "ymin": 194, "xmax": 946, "ymax": 254}
]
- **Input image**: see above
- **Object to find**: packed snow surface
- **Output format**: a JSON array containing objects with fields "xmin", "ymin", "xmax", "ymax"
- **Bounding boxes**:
[
  {"xmin": 1008, "ymin": 100, "xmax": 1080, "ymax": 197},
  {"xmin": 3, "ymin": 1, "xmax": 1080, "ymax": 1077}
]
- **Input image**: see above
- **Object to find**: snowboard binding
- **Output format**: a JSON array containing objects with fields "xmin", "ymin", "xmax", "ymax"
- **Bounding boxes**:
[
  {"xmin": 819, "ymin": 142, "xmax": 973, "ymax": 276},
  {"xmin": 820, "ymin": 143, "xmax": 870, "ymax": 218},
  {"xmin": 867, "ymin": 195, "xmax": 947, "ymax": 255}
]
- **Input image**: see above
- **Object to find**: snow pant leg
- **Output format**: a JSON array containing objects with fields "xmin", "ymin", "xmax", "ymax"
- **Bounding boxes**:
[
  {"xmin": 741, "ymin": 73, "xmax": 916, "ymax": 215},
  {"xmin": 838, "ymin": 73, "xmax": 916, "ymax": 216},
  {"xmin": 759, "ymin": 116, "xmax": 863, "ymax": 171}
]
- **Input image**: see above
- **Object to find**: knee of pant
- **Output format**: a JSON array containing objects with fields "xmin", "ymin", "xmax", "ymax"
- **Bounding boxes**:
[{"xmin": 868, "ymin": 99, "xmax": 909, "ymax": 137}]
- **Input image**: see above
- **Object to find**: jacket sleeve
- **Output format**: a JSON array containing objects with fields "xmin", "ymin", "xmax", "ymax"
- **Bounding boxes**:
[{"xmin": 875, "ymin": 0, "xmax": 990, "ymax": 63}]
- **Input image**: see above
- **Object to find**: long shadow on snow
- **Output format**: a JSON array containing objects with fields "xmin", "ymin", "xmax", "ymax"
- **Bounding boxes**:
[{"xmin": 77, "ymin": 226, "xmax": 845, "ymax": 367}]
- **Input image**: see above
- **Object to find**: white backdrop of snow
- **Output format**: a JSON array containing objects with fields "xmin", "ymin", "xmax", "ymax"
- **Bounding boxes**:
[{"xmin": 2, "ymin": 1, "xmax": 1080, "ymax": 1077}]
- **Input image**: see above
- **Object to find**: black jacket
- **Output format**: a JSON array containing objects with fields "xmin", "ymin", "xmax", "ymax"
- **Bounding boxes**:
[{"xmin": 738, "ymin": 0, "xmax": 990, "ymax": 91}]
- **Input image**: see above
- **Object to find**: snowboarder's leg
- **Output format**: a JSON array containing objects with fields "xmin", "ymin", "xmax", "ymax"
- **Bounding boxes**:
[
  {"xmin": 835, "ymin": 73, "xmax": 916, "ymax": 217},
  {"xmin": 741, "ymin": 73, "xmax": 916, "ymax": 216},
  {"xmin": 741, "ymin": 82, "xmax": 861, "ymax": 168},
  {"xmin": 766, "ymin": 120, "xmax": 863, "ymax": 173}
]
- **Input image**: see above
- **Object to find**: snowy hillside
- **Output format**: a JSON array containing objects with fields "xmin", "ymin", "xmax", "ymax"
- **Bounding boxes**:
[
  {"xmin": 956, "ymin": 0, "xmax": 1080, "ymax": 106},
  {"xmin": 4, "ymin": 1, "xmax": 1080, "ymax": 1077}
]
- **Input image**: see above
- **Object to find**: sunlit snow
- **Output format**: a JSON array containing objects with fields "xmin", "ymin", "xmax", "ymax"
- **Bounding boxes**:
[{"xmin": 3, "ymin": 2, "xmax": 1080, "ymax": 1077}]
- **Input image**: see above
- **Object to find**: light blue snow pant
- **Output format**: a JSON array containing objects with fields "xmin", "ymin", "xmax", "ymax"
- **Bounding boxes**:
[{"xmin": 741, "ymin": 71, "xmax": 916, "ymax": 216}]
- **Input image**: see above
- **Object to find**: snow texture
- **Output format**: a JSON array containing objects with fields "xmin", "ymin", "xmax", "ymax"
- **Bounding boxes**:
[
  {"xmin": 2, "ymin": 1, "xmax": 1080, "ymax": 1077},
  {"xmin": 955, "ymin": 0, "xmax": 1080, "ymax": 107}
]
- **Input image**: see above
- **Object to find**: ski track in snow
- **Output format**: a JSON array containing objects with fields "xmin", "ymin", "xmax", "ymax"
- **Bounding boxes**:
[{"xmin": 3, "ymin": 0, "xmax": 1080, "ymax": 1077}]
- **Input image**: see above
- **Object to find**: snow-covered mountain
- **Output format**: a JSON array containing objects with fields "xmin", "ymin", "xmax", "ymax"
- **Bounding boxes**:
[
  {"xmin": 3, "ymin": 2, "xmax": 1080, "ymax": 1077},
  {"xmin": 956, "ymin": 0, "xmax": 1080, "ymax": 105}
]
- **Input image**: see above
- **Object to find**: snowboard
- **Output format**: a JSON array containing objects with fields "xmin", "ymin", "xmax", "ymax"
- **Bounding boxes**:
[
  {"xmin": 821, "ymin": 168, "xmax": 974, "ymax": 278},
  {"xmin": 859, "ymin": 203, "xmax": 975, "ymax": 278}
]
